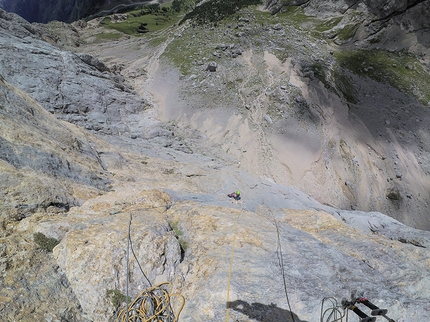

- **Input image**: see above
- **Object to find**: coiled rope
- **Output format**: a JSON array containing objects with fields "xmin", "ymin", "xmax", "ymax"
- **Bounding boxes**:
[
  {"xmin": 117, "ymin": 282, "xmax": 185, "ymax": 322},
  {"xmin": 116, "ymin": 212, "xmax": 184, "ymax": 322},
  {"xmin": 320, "ymin": 297, "xmax": 347, "ymax": 322}
]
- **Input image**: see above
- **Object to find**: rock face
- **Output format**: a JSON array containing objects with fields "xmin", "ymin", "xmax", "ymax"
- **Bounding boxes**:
[
  {"xmin": 1, "ymin": 5, "xmax": 430, "ymax": 322},
  {"xmin": 0, "ymin": 0, "xmax": 168, "ymax": 23},
  {"xmin": 0, "ymin": 9, "xmax": 149, "ymax": 136},
  {"xmin": 0, "ymin": 74, "xmax": 111, "ymax": 321},
  {"xmin": 266, "ymin": 0, "xmax": 430, "ymax": 54},
  {"xmin": 52, "ymin": 191, "xmax": 181, "ymax": 321},
  {"xmin": 17, "ymin": 182, "xmax": 430, "ymax": 322},
  {"xmin": 0, "ymin": 73, "xmax": 111, "ymax": 225},
  {"xmin": 0, "ymin": 0, "xmax": 107, "ymax": 23}
]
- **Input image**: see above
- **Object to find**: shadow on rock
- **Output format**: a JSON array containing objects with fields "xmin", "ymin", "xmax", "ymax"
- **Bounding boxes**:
[{"xmin": 227, "ymin": 300, "xmax": 308, "ymax": 322}]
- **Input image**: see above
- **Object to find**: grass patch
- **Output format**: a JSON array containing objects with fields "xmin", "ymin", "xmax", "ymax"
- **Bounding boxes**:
[
  {"xmin": 275, "ymin": 6, "xmax": 316, "ymax": 29},
  {"xmin": 180, "ymin": 0, "xmax": 262, "ymax": 25},
  {"xmin": 335, "ymin": 49, "xmax": 430, "ymax": 104},
  {"xmin": 337, "ymin": 23, "xmax": 360, "ymax": 41},
  {"xmin": 106, "ymin": 289, "xmax": 130, "ymax": 308},
  {"xmin": 33, "ymin": 232, "xmax": 60, "ymax": 252},
  {"xmin": 169, "ymin": 221, "xmax": 188, "ymax": 256},
  {"xmin": 94, "ymin": 32, "xmax": 123, "ymax": 42},
  {"xmin": 164, "ymin": 5, "xmax": 272, "ymax": 75},
  {"xmin": 333, "ymin": 68, "xmax": 358, "ymax": 104},
  {"xmin": 272, "ymin": 45, "xmax": 295, "ymax": 62},
  {"xmin": 273, "ymin": 6, "xmax": 332, "ymax": 41},
  {"xmin": 304, "ymin": 61, "xmax": 332, "ymax": 89},
  {"xmin": 100, "ymin": 5, "xmax": 182, "ymax": 35},
  {"xmin": 171, "ymin": 0, "xmax": 198, "ymax": 13},
  {"xmin": 162, "ymin": 28, "xmax": 214, "ymax": 75},
  {"xmin": 314, "ymin": 16, "xmax": 343, "ymax": 32},
  {"xmin": 170, "ymin": 221, "xmax": 183, "ymax": 237},
  {"xmin": 148, "ymin": 33, "xmax": 170, "ymax": 47},
  {"xmin": 275, "ymin": 6, "xmax": 362, "ymax": 42}
]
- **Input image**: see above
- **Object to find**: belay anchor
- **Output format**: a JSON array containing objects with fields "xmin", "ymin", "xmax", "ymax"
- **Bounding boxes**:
[{"xmin": 341, "ymin": 291, "xmax": 395, "ymax": 322}]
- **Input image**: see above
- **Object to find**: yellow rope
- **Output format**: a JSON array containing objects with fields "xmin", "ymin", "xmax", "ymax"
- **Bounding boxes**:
[
  {"xmin": 225, "ymin": 212, "xmax": 241, "ymax": 322},
  {"xmin": 116, "ymin": 282, "xmax": 185, "ymax": 322}
]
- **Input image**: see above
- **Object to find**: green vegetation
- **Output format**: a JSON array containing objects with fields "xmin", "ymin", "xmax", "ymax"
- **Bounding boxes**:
[
  {"xmin": 33, "ymin": 232, "xmax": 60, "ymax": 252},
  {"xmin": 162, "ymin": 32, "xmax": 211, "ymax": 75},
  {"xmin": 314, "ymin": 16, "xmax": 343, "ymax": 32},
  {"xmin": 337, "ymin": 23, "xmax": 360, "ymax": 41},
  {"xmin": 169, "ymin": 221, "xmax": 188, "ymax": 253},
  {"xmin": 148, "ymin": 34, "xmax": 170, "ymax": 47},
  {"xmin": 335, "ymin": 49, "xmax": 430, "ymax": 104},
  {"xmin": 274, "ymin": 6, "xmax": 360, "ymax": 42},
  {"xmin": 180, "ymin": 0, "xmax": 262, "ymax": 25},
  {"xmin": 276, "ymin": 6, "xmax": 313, "ymax": 26},
  {"xmin": 163, "ymin": 5, "xmax": 270, "ymax": 75},
  {"xmin": 171, "ymin": 0, "xmax": 198, "ymax": 13},
  {"xmin": 272, "ymin": 6, "xmax": 336, "ymax": 42},
  {"xmin": 272, "ymin": 46, "xmax": 295, "ymax": 62},
  {"xmin": 106, "ymin": 289, "xmax": 130, "ymax": 308},
  {"xmin": 307, "ymin": 61, "xmax": 331, "ymax": 89},
  {"xmin": 94, "ymin": 32, "xmax": 123, "ymax": 42},
  {"xmin": 170, "ymin": 221, "xmax": 183, "ymax": 237},
  {"xmin": 100, "ymin": 4, "xmax": 182, "ymax": 35},
  {"xmin": 275, "ymin": 5, "xmax": 323, "ymax": 35},
  {"xmin": 333, "ymin": 69, "xmax": 358, "ymax": 104}
]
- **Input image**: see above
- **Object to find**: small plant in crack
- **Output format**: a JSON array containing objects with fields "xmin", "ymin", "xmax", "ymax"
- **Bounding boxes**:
[
  {"xmin": 33, "ymin": 232, "xmax": 60, "ymax": 253},
  {"xmin": 169, "ymin": 221, "xmax": 188, "ymax": 262},
  {"xmin": 106, "ymin": 289, "xmax": 130, "ymax": 309}
]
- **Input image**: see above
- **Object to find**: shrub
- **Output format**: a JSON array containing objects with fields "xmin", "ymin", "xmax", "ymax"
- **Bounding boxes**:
[
  {"xmin": 180, "ymin": 0, "xmax": 262, "ymax": 25},
  {"xmin": 169, "ymin": 221, "xmax": 188, "ymax": 260},
  {"xmin": 335, "ymin": 49, "xmax": 430, "ymax": 104},
  {"xmin": 106, "ymin": 289, "xmax": 129, "ymax": 308},
  {"xmin": 170, "ymin": 221, "xmax": 183, "ymax": 237},
  {"xmin": 33, "ymin": 232, "xmax": 60, "ymax": 252}
]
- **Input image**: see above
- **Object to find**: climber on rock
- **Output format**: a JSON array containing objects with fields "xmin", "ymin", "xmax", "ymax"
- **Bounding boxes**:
[{"xmin": 228, "ymin": 190, "xmax": 241, "ymax": 200}]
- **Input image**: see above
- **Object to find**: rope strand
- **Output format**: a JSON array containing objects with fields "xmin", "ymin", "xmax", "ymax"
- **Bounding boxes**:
[
  {"xmin": 271, "ymin": 211, "xmax": 296, "ymax": 322},
  {"xmin": 225, "ymin": 211, "xmax": 241, "ymax": 322},
  {"xmin": 118, "ymin": 212, "xmax": 184, "ymax": 322}
]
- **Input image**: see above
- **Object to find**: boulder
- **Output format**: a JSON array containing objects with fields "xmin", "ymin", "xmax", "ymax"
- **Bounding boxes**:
[{"xmin": 205, "ymin": 61, "xmax": 218, "ymax": 72}]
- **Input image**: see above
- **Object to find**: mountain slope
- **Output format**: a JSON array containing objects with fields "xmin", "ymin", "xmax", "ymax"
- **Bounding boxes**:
[
  {"xmin": 0, "ymin": 0, "xmax": 161, "ymax": 23},
  {"xmin": 1, "ymin": 2, "xmax": 430, "ymax": 322},
  {"xmin": 148, "ymin": 5, "xmax": 430, "ymax": 230},
  {"xmin": 0, "ymin": 73, "xmax": 112, "ymax": 223},
  {"xmin": 0, "ymin": 74, "xmax": 111, "ymax": 321}
]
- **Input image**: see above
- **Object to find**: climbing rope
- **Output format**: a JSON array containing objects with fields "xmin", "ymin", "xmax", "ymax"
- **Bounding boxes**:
[
  {"xmin": 117, "ymin": 212, "xmax": 184, "ymax": 322},
  {"xmin": 127, "ymin": 213, "xmax": 152, "ymax": 288},
  {"xmin": 225, "ymin": 211, "xmax": 241, "ymax": 322},
  {"xmin": 117, "ymin": 282, "xmax": 185, "ymax": 322},
  {"xmin": 320, "ymin": 297, "xmax": 347, "ymax": 322},
  {"xmin": 225, "ymin": 206, "xmax": 297, "ymax": 322},
  {"xmin": 270, "ymin": 210, "xmax": 296, "ymax": 322}
]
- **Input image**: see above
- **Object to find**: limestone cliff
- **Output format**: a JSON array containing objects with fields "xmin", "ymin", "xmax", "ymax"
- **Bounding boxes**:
[
  {"xmin": 1, "ymin": 3, "xmax": 430, "ymax": 322},
  {"xmin": 266, "ymin": 0, "xmax": 430, "ymax": 54}
]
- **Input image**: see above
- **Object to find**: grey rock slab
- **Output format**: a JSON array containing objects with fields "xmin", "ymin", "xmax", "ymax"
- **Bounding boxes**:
[{"xmin": 0, "ymin": 11, "xmax": 148, "ymax": 136}]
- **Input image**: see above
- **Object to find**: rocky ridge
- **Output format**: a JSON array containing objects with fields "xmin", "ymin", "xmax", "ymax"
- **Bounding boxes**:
[
  {"xmin": 1, "ymin": 3, "xmax": 430, "ymax": 322},
  {"xmin": 266, "ymin": 0, "xmax": 430, "ymax": 54}
]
